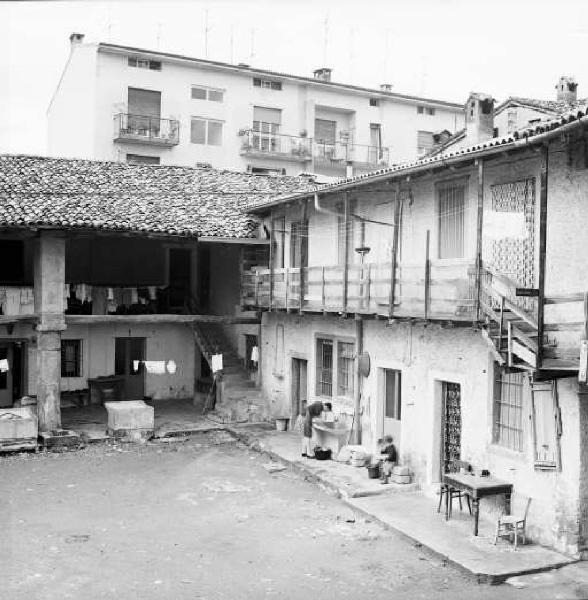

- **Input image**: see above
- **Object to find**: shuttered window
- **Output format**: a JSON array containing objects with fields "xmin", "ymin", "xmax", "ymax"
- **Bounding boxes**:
[
  {"xmin": 316, "ymin": 338, "xmax": 333, "ymax": 397},
  {"xmin": 417, "ymin": 130, "xmax": 434, "ymax": 156},
  {"xmin": 61, "ymin": 340, "xmax": 82, "ymax": 378},
  {"xmin": 253, "ymin": 106, "xmax": 281, "ymax": 125},
  {"xmin": 315, "ymin": 119, "xmax": 337, "ymax": 143},
  {"xmin": 128, "ymin": 88, "xmax": 161, "ymax": 117},
  {"xmin": 190, "ymin": 118, "xmax": 223, "ymax": 145},
  {"xmin": 337, "ymin": 342, "xmax": 354, "ymax": 398},
  {"xmin": 493, "ymin": 369, "xmax": 524, "ymax": 451},
  {"xmin": 438, "ymin": 183, "xmax": 465, "ymax": 259}
]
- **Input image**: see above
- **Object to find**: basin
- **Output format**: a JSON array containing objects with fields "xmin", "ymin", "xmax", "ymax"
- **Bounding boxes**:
[{"xmin": 312, "ymin": 420, "xmax": 351, "ymax": 454}]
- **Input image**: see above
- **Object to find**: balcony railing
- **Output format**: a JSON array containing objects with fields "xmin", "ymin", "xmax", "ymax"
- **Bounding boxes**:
[
  {"xmin": 241, "ymin": 260, "xmax": 476, "ymax": 321},
  {"xmin": 239, "ymin": 130, "xmax": 312, "ymax": 162},
  {"xmin": 313, "ymin": 141, "xmax": 390, "ymax": 172},
  {"xmin": 114, "ymin": 113, "xmax": 180, "ymax": 146}
]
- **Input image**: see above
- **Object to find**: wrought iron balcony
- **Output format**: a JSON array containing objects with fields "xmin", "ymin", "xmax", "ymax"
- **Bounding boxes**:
[
  {"xmin": 114, "ymin": 113, "xmax": 180, "ymax": 146},
  {"xmin": 313, "ymin": 141, "xmax": 390, "ymax": 172},
  {"xmin": 239, "ymin": 130, "xmax": 312, "ymax": 162}
]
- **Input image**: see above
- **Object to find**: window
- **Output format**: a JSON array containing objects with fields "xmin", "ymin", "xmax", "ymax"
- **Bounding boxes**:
[
  {"xmin": 337, "ymin": 342, "xmax": 354, "ymax": 398},
  {"xmin": 384, "ymin": 369, "xmax": 402, "ymax": 420},
  {"xmin": 128, "ymin": 57, "xmax": 161, "ymax": 71},
  {"xmin": 369, "ymin": 98, "xmax": 379, "ymax": 107},
  {"xmin": 493, "ymin": 369, "xmax": 524, "ymax": 451},
  {"xmin": 126, "ymin": 154, "xmax": 160, "ymax": 165},
  {"xmin": 531, "ymin": 381, "xmax": 560, "ymax": 469},
  {"xmin": 61, "ymin": 340, "xmax": 82, "ymax": 378},
  {"xmin": 426, "ymin": 107, "xmax": 436, "ymax": 116},
  {"xmin": 253, "ymin": 77, "xmax": 282, "ymax": 90},
  {"xmin": 417, "ymin": 105, "xmax": 424, "ymax": 114},
  {"xmin": 336, "ymin": 200, "xmax": 356, "ymax": 266},
  {"xmin": 252, "ymin": 106, "xmax": 282, "ymax": 152},
  {"xmin": 190, "ymin": 117, "xmax": 223, "ymax": 145},
  {"xmin": 437, "ymin": 182, "xmax": 465, "ymax": 259},
  {"xmin": 249, "ymin": 166, "xmax": 285, "ymax": 176},
  {"xmin": 315, "ymin": 118, "xmax": 337, "ymax": 143},
  {"xmin": 417, "ymin": 105, "xmax": 435, "ymax": 115},
  {"xmin": 290, "ymin": 221, "xmax": 308, "ymax": 269},
  {"xmin": 271, "ymin": 216, "xmax": 285, "ymax": 269},
  {"xmin": 507, "ymin": 110, "xmax": 518, "ymax": 133},
  {"xmin": 316, "ymin": 338, "xmax": 333, "ymax": 397},
  {"xmin": 191, "ymin": 86, "xmax": 224, "ymax": 102},
  {"xmin": 417, "ymin": 130, "xmax": 434, "ymax": 156}
]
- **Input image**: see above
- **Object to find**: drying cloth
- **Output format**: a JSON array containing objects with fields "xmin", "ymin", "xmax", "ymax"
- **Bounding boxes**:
[
  {"xmin": 166, "ymin": 360, "xmax": 177, "ymax": 374},
  {"xmin": 211, "ymin": 354, "xmax": 223, "ymax": 373},
  {"xmin": 0, "ymin": 359, "xmax": 9, "ymax": 372},
  {"xmin": 143, "ymin": 361, "xmax": 166, "ymax": 375},
  {"xmin": 131, "ymin": 288, "xmax": 139, "ymax": 304},
  {"xmin": 251, "ymin": 346, "xmax": 259, "ymax": 363}
]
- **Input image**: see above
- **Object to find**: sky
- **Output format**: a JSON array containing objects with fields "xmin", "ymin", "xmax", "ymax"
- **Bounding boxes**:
[{"xmin": 2, "ymin": 0, "xmax": 588, "ymax": 155}]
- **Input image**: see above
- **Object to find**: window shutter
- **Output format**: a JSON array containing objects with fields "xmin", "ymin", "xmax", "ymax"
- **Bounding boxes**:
[
  {"xmin": 315, "ymin": 119, "xmax": 337, "ymax": 142},
  {"xmin": 253, "ymin": 106, "xmax": 282, "ymax": 124}
]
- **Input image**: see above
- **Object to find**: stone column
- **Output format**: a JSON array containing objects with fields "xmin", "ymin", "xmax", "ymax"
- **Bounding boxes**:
[{"xmin": 34, "ymin": 231, "xmax": 66, "ymax": 432}]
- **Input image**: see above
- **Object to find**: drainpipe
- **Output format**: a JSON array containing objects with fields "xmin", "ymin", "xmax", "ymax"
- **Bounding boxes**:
[{"xmin": 353, "ymin": 316, "xmax": 364, "ymax": 445}]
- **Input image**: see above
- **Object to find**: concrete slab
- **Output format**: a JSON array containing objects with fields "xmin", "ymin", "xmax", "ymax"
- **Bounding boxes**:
[
  {"xmin": 0, "ymin": 407, "xmax": 38, "ymax": 452},
  {"xmin": 349, "ymin": 493, "xmax": 575, "ymax": 584}
]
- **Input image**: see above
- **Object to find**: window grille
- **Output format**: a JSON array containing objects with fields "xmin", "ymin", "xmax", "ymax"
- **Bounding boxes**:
[
  {"xmin": 337, "ymin": 342, "xmax": 354, "ymax": 398},
  {"xmin": 493, "ymin": 369, "xmax": 524, "ymax": 451},
  {"xmin": 316, "ymin": 338, "xmax": 333, "ymax": 397},
  {"xmin": 438, "ymin": 183, "xmax": 465, "ymax": 259},
  {"xmin": 61, "ymin": 340, "xmax": 82, "ymax": 378},
  {"xmin": 384, "ymin": 369, "xmax": 402, "ymax": 420}
]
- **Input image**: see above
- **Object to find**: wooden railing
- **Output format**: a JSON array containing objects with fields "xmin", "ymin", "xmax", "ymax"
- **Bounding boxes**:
[{"xmin": 241, "ymin": 260, "xmax": 477, "ymax": 321}]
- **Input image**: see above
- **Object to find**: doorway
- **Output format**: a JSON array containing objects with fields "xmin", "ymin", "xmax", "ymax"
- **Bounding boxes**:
[
  {"xmin": 168, "ymin": 248, "xmax": 192, "ymax": 312},
  {"xmin": 114, "ymin": 337, "xmax": 146, "ymax": 400},
  {"xmin": 0, "ymin": 342, "xmax": 24, "ymax": 408},
  {"xmin": 441, "ymin": 381, "xmax": 462, "ymax": 476},
  {"xmin": 291, "ymin": 358, "xmax": 308, "ymax": 426},
  {"xmin": 382, "ymin": 368, "xmax": 402, "ymax": 451}
]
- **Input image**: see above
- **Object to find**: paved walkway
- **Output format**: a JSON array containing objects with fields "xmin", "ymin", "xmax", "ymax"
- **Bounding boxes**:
[{"xmin": 232, "ymin": 425, "xmax": 576, "ymax": 584}]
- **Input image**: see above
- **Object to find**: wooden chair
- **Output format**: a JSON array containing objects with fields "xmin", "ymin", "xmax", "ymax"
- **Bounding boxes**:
[
  {"xmin": 494, "ymin": 497, "xmax": 532, "ymax": 550},
  {"xmin": 437, "ymin": 460, "xmax": 472, "ymax": 516}
]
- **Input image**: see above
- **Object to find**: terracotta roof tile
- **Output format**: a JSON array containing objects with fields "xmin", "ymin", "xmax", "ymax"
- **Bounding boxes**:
[{"xmin": 0, "ymin": 155, "xmax": 314, "ymax": 238}]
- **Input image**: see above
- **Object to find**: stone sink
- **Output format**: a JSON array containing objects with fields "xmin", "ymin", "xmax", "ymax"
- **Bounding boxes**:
[{"xmin": 312, "ymin": 420, "xmax": 351, "ymax": 454}]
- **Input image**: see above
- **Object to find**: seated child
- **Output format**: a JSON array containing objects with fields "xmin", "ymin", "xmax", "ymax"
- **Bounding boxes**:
[
  {"xmin": 377, "ymin": 435, "xmax": 397, "ymax": 483},
  {"xmin": 321, "ymin": 402, "xmax": 335, "ymax": 423}
]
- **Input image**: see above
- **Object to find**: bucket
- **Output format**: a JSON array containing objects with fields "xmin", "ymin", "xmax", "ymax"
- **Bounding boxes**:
[
  {"xmin": 367, "ymin": 464, "xmax": 380, "ymax": 479},
  {"xmin": 275, "ymin": 417, "xmax": 289, "ymax": 432}
]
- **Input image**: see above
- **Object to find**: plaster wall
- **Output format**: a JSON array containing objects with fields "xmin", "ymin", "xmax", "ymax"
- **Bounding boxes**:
[
  {"xmin": 261, "ymin": 312, "xmax": 583, "ymax": 554},
  {"xmin": 494, "ymin": 105, "xmax": 551, "ymax": 138}
]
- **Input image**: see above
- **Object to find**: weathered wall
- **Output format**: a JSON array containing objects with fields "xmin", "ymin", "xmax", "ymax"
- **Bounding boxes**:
[{"xmin": 261, "ymin": 312, "xmax": 583, "ymax": 554}]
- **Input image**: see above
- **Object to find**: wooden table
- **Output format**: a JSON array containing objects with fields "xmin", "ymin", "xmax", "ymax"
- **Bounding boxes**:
[{"xmin": 442, "ymin": 472, "xmax": 513, "ymax": 536}]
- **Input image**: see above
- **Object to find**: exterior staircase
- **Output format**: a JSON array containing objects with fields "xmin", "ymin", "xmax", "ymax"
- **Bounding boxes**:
[{"xmin": 190, "ymin": 322, "xmax": 267, "ymax": 423}]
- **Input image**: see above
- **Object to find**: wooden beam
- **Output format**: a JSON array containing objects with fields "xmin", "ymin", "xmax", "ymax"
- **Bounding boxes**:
[
  {"xmin": 197, "ymin": 237, "xmax": 270, "ymax": 245},
  {"xmin": 299, "ymin": 199, "xmax": 308, "ymax": 314},
  {"xmin": 268, "ymin": 213, "xmax": 275, "ymax": 311},
  {"xmin": 537, "ymin": 144, "xmax": 549, "ymax": 368},
  {"xmin": 388, "ymin": 186, "xmax": 402, "ymax": 319},
  {"xmin": 0, "ymin": 314, "xmax": 38, "ymax": 325},
  {"xmin": 343, "ymin": 192, "xmax": 350, "ymax": 314},
  {"xmin": 424, "ymin": 229, "xmax": 431, "ymax": 320},
  {"xmin": 65, "ymin": 314, "xmax": 261, "ymax": 325}
]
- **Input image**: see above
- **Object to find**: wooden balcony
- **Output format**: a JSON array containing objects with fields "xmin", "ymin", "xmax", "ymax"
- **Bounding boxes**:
[{"xmin": 241, "ymin": 260, "xmax": 476, "ymax": 321}]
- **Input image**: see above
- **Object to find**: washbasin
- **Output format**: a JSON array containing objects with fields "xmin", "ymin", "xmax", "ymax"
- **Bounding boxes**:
[{"xmin": 312, "ymin": 420, "xmax": 350, "ymax": 434}]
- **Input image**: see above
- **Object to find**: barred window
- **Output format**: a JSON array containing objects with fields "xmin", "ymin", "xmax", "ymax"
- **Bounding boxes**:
[
  {"xmin": 493, "ymin": 369, "xmax": 524, "ymax": 451},
  {"xmin": 61, "ymin": 340, "xmax": 82, "ymax": 378},
  {"xmin": 438, "ymin": 183, "xmax": 465, "ymax": 259},
  {"xmin": 337, "ymin": 342, "xmax": 354, "ymax": 398},
  {"xmin": 316, "ymin": 338, "xmax": 333, "ymax": 397},
  {"xmin": 384, "ymin": 369, "xmax": 402, "ymax": 420}
]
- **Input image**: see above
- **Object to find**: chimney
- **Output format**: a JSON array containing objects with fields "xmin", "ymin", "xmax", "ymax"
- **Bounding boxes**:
[
  {"xmin": 313, "ymin": 68, "xmax": 332, "ymax": 82},
  {"xmin": 556, "ymin": 76, "xmax": 578, "ymax": 103},
  {"xmin": 432, "ymin": 129, "xmax": 452, "ymax": 148},
  {"xmin": 69, "ymin": 33, "xmax": 85, "ymax": 46},
  {"xmin": 464, "ymin": 92, "xmax": 495, "ymax": 145},
  {"xmin": 380, "ymin": 84, "xmax": 393, "ymax": 92}
]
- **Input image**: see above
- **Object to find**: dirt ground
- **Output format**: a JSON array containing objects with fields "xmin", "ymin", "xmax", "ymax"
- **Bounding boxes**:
[{"xmin": 0, "ymin": 433, "xmax": 580, "ymax": 600}]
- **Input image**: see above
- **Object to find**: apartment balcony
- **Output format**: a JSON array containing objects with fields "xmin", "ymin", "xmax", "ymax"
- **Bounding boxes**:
[
  {"xmin": 313, "ymin": 141, "xmax": 390, "ymax": 174},
  {"xmin": 241, "ymin": 260, "xmax": 476, "ymax": 322},
  {"xmin": 114, "ymin": 113, "xmax": 180, "ymax": 147},
  {"xmin": 239, "ymin": 130, "xmax": 312, "ymax": 162}
]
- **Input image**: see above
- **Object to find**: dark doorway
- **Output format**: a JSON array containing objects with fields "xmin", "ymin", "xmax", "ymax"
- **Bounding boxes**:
[
  {"xmin": 245, "ymin": 334, "xmax": 258, "ymax": 373},
  {"xmin": 0, "ymin": 343, "xmax": 14, "ymax": 407},
  {"xmin": 167, "ymin": 248, "xmax": 192, "ymax": 312},
  {"xmin": 291, "ymin": 358, "xmax": 308, "ymax": 427},
  {"xmin": 114, "ymin": 337, "xmax": 146, "ymax": 400},
  {"xmin": 197, "ymin": 245, "xmax": 211, "ymax": 311},
  {"xmin": 441, "ymin": 381, "xmax": 462, "ymax": 475}
]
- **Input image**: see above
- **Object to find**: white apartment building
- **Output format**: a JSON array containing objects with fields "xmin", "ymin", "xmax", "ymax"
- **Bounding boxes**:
[{"xmin": 48, "ymin": 33, "xmax": 464, "ymax": 176}]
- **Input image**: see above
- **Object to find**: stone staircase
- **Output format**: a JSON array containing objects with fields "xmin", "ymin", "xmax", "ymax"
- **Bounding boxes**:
[{"xmin": 190, "ymin": 322, "xmax": 267, "ymax": 423}]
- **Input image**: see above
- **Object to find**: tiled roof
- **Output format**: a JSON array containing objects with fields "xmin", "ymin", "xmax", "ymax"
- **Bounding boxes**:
[
  {"xmin": 0, "ymin": 155, "xmax": 314, "ymax": 238},
  {"xmin": 251, "ymin": 104, "xmax": 588, "ymax": 211},
  {"xmin": 495, "ymin": 96, "xmax": 588, "ymax": 116}
]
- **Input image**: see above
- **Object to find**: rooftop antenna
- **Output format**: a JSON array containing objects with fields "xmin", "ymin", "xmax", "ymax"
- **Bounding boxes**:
[
  {"xmin": 323, "ymin": 13, "xmax": 329, "ymax": 65},
  {"xmin": 204, "ymin": 9, "xmax": 210, "ymax": 58},
  {"xmin": 249, "ymin": 28, "xmax": 256, "ymax": 63}
]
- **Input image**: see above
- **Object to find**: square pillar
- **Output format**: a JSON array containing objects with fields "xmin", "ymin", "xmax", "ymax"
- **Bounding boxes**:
[{"xmin": 34, "ymin": 231, "xmax": 66, "ymax": 432}]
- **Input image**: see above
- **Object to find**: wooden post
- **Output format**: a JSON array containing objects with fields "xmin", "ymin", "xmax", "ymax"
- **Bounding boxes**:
[
  {"xmin": 498, "ymin": 295, "xmax": 505, "ymax": 352},
  {"xmin": 475, "ymin": 159, "xmax": 484, "ymax": 321},
  {"xmin": 343, "ymin": 193, "xmax": 350, "ymax": 314},
  {"xmin": 268, "ymin": 214, "xmax": 275, "ymax": 311},
  {"xmin": 424, "ymin": 229, "xmax": 431, "ymax": 319},
  {"xmin": 299, "ymin": 200, "xmax": 308, "ymax": 313},
  {"xmin": 537, "ymin": 144, "xmax": 549, "ymax": 369},
  {"xmin": 584, "ymin": 292, "xmax": 588, "ymax": 340},
  {"xmin": 321, "ymin": 266, "xmax": 326, "ymax": 311},
  {"xmin": 388, "ymin": 190, "xmax": 402, "ymax": 319},
  {"xmin": 254, "ymin": 271, "xmax": 259, "ymax": 308},
  {"xmin": 284, "ymin": 268, "xmax": 289, "ymax": 310}
]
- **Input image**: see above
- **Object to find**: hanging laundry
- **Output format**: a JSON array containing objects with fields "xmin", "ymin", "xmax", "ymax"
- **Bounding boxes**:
[
  {"xmin": 63, "ymin": 284, "xmax": 71, "ymax": 303},
  {"xmin": 166, "ymin": 360, "xmax": 177, "ymax": 374},
  {"xmin": 143, "ymin": 361, "xmax": 166, "ymax": 375},
  {"xmin": 107, "ymin": 288, "xmax": 115, "ymax": 301},
  {"xmin": 211, "ymin": 354, "xmax": 223, "ymax": 373},
  {"xmin": 5, "ymin": 288, "xmax": 21, "ymax": 315},
  {"xmin": 0, "ymin": 359, "xmax": 9, "ymax": 372},
  {"xmin": 148, "ymin": 286, "xmax": 157, "ymax": 300},
  {"xmin": 133, "ymin": 360, "xmax": 141, "ymax": 372},
  {"xmin": 131, "ymin": 288, "xmax": 139, "ymax": 304},
  {"xmin": 251, "ymin": 346, "xmax": 259, "ymax": 363}
]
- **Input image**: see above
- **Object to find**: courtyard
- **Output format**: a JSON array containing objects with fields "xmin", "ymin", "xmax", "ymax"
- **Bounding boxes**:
[{"xmin": 1, "ymin": 432, "xmax": 584, "ymax": 600}]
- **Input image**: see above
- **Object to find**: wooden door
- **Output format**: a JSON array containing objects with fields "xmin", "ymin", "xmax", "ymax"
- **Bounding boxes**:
[
  {"xmin": 115, "ymin": 337, "xmax": 146, "ymax": 400},
  {"xmin": 382, "ymin": 369, "xmax": 401, "ymax": 450},
  {"xmin": 0, "ymin": 344, "xmax": 13, "ymax": 407},
  {"xmin": 441, "ymin": 381, "xmax": 462, "ymax": 475},
  {"xmin": 291, "ymin": 358, "xmax": 308, "ymax": 424}
]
